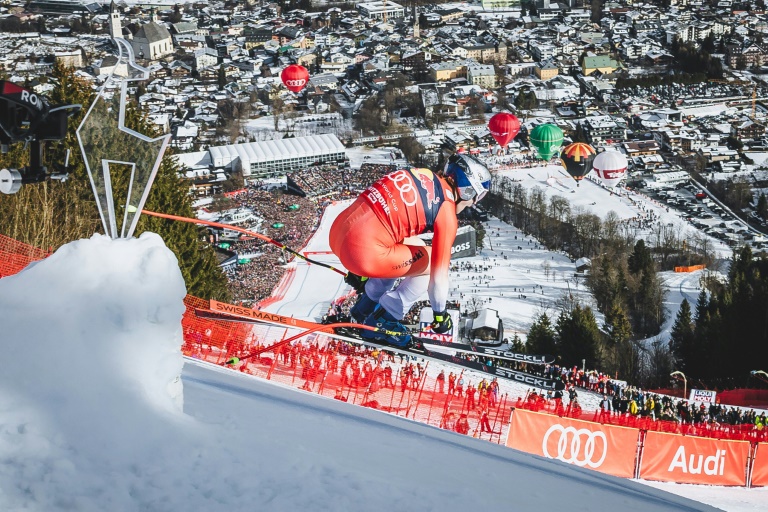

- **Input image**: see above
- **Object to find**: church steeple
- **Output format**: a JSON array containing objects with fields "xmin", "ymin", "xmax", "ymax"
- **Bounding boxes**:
[
  {"xmin": 412, "ymin": 5, "xmax": 419, "ymax": 39},
  {"xmin": 109, "ymin": 0, "xmax": 122, "ymax": 40}
]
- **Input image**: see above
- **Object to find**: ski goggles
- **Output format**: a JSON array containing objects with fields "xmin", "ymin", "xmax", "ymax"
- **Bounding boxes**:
[{"xmin": 457, "ymin": 186, "xmax": 487, "ymax": 203}]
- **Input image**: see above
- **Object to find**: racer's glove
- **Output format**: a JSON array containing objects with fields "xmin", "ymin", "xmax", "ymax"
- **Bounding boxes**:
[
  {"xmin": 344, "ymin": 272, "xmax": 368, "ymax": 294},
  {"xmin": 431, "ymin": 310, "xmax": 453, "ymax": 334}
]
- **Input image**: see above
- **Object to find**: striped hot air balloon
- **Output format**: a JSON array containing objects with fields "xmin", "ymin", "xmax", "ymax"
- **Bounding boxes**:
[
  {"xmin": 560, "ymin": 142, "xmax": 596, "ymax": 186},
  {"xmin": 529, "ymin": 124, "xmax": 564, "ymax": 161}
]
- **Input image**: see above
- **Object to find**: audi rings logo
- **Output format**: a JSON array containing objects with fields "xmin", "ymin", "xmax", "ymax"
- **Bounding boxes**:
[
  {"xmin": 285, "ymin": 79, "xmax": 307, "ymax": 87},
  {"xmin": 542, "ymin": 425, "xmax": 607, "ymax": 468}
]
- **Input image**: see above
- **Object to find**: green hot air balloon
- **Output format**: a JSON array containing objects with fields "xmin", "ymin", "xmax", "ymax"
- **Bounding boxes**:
[{"xmin": 529, "ymin": 124, "xmax": 564, "ymax": 161}]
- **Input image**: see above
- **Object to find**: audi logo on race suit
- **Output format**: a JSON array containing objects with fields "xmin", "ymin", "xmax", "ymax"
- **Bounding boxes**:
[
  {"xmin": 542, "ymin": 424, "xmax": 608, "ymax": 468},
  {"xmin": 387, "ymin": 169, "xmax": 418, "ymax": 207}
]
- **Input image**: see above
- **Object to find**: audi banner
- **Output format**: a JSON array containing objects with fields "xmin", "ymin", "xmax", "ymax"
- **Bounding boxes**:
[
  {"xmin": 639, "ymin": 431, "xmax": 749, "ymax": 486},
  {"xmin": 753, "ymin": 443, "xmax": 768, "ymax": 487},
  {"xmin": 505, "ymin": 409, "xmax": 640, "ymax": 478}
]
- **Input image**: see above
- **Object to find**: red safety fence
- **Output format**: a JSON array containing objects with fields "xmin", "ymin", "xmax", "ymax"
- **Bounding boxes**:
[
  {"xmin": 719, "ymin": 389, "xmax": 768, "ymax": 408},
  {"xmin": 0, "ymin": 234, "xmax": 49, "ymax": 278},
  {"xmin": 674, "ymin": 264, "xmax": 706, "ymax": 272}
]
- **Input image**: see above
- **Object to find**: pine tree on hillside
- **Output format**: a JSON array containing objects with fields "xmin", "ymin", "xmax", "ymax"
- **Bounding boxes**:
[
  {"xmin": 628, "ymin": 239, "xmax": 653, "ymax": 275},
  {"xmin": 526, "ymin": 313, "xmax": 557, "ymax": 357},
  {"xmin": 603, "ymin": 300, "xmax": 637, "ymax": 383},
  {"xmin": 138, "ymin": 154, "xmax": 230, "ymax": 301},
  {"xmin": 556, "ymin": 303, "xmax": 601, "ymax": 369},
  {"xmin": 604, "ymin": 300, "xmax": 632, "ymax": 345},
  {"xmin": 669, "ymin": 298, "xmax": 695, "ymax": 372},
  {"xmin": 115, "ymin": 109, "xmax": 230, "ymax": 300}
]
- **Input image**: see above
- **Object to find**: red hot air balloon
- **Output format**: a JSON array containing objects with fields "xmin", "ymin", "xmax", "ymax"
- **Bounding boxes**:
[
  {"xmin": 281, "ymin": 64, "xmax": 309, "ymax": 93},
  {"xmin": 488, "ymin": 112, "xmax": 521, "ymax": 148}
]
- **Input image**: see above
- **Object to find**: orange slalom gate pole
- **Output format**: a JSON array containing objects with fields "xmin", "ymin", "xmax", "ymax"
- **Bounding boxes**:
[{"xmin": 142, "ymin": 209, "xmax": 347, "ymax": 276}]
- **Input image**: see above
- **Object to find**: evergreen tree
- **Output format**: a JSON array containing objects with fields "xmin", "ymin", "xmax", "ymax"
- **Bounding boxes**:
[
  {"xmin": 138, "ymin": 155, "xmax": 230, "ymax": 300},
  {"xmin": 509, "ymin": 333, "xmax": 525, "ymax": 353},
  {"xmin": 757, "ymin": 192, "xmax": 768, "ymax": 219},
  {"xmin": 628, "ymin": 239, "xmax": 653, "ymax": 275},
  {"xmin": 556, "ymin": 304, "xmax": 601, "ymax": 368},
  {"xmin": 603, "ymin": 299, "xmax": 637, "ymax": 382},
  {"xmin": 604, "ymin": 300, "xmax": 632, "ymax": 345},
  {"xmin": 669, "ymin": 298, "xmax": 695, "ymax": 372},
  {"xmin": 217, "ymin": 64, "xmax": 227, "ymax": 89},
  {"xmin": 526, "ymin": 313, "xmax": 557, "ymax": 356}
]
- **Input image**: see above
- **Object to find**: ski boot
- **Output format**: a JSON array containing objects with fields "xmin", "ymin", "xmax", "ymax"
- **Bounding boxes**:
[
  {"xmin": 349, "ymin": 292, "xmax": 377, "ymax": 324},
  {"xmin": 361, "ymin": 305, "xmax": 412, "ymax": 348}
]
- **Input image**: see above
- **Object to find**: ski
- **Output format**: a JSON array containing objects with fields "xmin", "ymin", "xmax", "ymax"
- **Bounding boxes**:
[
  {"xmin": 195, "ymin": 306, "xmax": 560, "ymax": 390},
  {"xmin": 417, "ymin": 339, "xmax": 554, "ymax": 365},
  {"xmin": 199, "ymin": 302, "xmax": 554, "ymax": 365}
]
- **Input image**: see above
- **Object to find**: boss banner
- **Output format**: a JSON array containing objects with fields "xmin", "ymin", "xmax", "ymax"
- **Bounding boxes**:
[
  {"xmin": 505, "ymin": 409, "xmax": 640, "ymax": 478},
  {"xmin": 450, "ymin": 225, "xmax": 476, "ymax": 259},
  {"xmin": 421, "ymin": 225, "xmax": 476, "ymax": 259},
  {"xmin": 639, "ymin": 431, "xmax": 749, "ymax": 486}
]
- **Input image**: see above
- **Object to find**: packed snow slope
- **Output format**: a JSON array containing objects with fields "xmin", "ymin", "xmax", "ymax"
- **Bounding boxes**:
[{"xmin": 0, "ymin": 234, "xmax": 734, "ymax": 511}]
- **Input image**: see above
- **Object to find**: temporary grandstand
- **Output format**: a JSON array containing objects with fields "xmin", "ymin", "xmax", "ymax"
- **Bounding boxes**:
[{"xmin": 207, "ymin": 134, "xmax": 347, "ymax": 179}]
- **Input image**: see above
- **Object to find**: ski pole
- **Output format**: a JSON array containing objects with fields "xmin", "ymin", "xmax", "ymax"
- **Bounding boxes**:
[{"xmin": 142, "ymin": 209, "xmax": 347, "ymax": 276}]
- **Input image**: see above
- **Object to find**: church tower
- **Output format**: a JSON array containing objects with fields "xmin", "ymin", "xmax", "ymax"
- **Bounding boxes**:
[
  {"xmin": 412, "ymin": 5, "xmax": 419, "ymax": 39},
  {"xmin": 109, "ymin": 0, "xmax": 122, "ymax": 40}
]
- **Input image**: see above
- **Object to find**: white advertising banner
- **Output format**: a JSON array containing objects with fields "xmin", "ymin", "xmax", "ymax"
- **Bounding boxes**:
[{"xmin": 689, "ymin": 389, "xmax": 717, "ymax": 404}]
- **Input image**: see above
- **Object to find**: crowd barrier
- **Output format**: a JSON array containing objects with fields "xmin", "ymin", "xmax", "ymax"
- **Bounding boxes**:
[
  {"xmin": 2, "ymin": 233, "xmax": 766, "ymax": 487},
  {"xmin": 0, "ymin": 234, "xmax": 49, "ymax": 278},
  {"xmin": 506, "ymin": 409, "xmax": 764, "ymax": 487},
  {"xmin": 674, "ymin": 264, "xmax": 706, "ymax": 272},
  {"xmin": 718, "ymin": 389, "xmax": 768, "ymax": 408}
]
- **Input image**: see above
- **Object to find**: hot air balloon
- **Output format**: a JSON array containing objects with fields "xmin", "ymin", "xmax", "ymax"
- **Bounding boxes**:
[
  {"xmin": 592, "ymin": 150, "xmax": 628, "ymax": 188},
  {"xmin": 560, "ymin": 142, "xmax": 596, "ymax": 186},
  {"xmin": 488, "ymin": 112, "xmax": 520, "ymax": 148},
  {"xmin": 281, "ymin": 64, "xmax": 309, "ymax": 93},
  {"xmin": 529, "ymin": 124, "xmax": 564, "ymax": 161}
]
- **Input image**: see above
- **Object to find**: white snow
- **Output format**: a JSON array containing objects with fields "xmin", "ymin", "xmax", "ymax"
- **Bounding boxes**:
[{"xmin": 1, "ymin": 216, "xmax": 766, "ymax": 509}]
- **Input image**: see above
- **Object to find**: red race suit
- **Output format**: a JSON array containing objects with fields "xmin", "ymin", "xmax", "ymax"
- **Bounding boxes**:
[{"xmin": 329, "ymin": 168, "xmax": 457, "ymax": 312}]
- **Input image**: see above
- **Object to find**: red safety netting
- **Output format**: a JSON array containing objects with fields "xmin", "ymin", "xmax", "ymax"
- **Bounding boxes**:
[
  {"xmin": 0, "ymin": 233, "xmax": 49, "ymax": 278},
  {"xmin": 719, "ymin": 389, "xmax": 768, "ymax": 408}
]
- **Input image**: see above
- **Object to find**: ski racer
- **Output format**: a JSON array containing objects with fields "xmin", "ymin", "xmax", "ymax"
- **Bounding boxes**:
[{"xmin": 329, "ymin": 154, "xmax": 492, "ymax": 347}]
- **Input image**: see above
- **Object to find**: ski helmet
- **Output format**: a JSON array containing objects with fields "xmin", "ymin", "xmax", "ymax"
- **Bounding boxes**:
[{"xmin": 444, "ymin": 154, "xmax": 491, "ymax": 203}]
